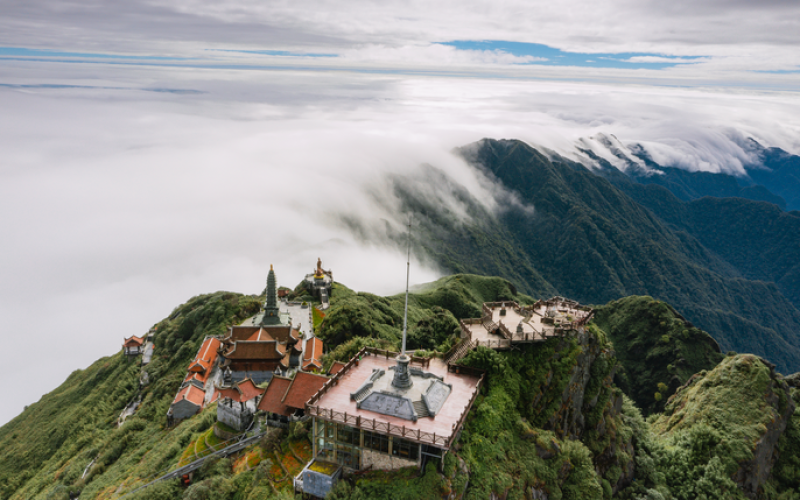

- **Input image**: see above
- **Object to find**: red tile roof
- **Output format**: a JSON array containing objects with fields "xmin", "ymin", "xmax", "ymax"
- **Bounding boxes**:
[
  {"xmin": 185, "ymin": 337, "xmax": 221, "ymax": 384},
  {"xmin": 123, "ymin": 335, "xmax": 145, "ymax": 347},
  {"xmin": 329, "ymin": 361, "xmax": 346, "ymax": 375},
  {"xmin": 184, "ymin": 372, "xmax": 205, "ymax": 387},
  {"xmin": 173, "ymin": 384, "xmax": 205, "ymax": 407},
  {"xmin": 226, "ymin": 325, "xmax": 297, "ymax": 344},
  {"xmin": 216, "ymin": 378, "xmax": 263, "ymax": 403},
  {"xmin": 223, "ymin": 341, "xmax": 285, "ymax": 360},
  {"xmin": 282, "ymin": 372, "xmax": 328, "ymax": 411},
  {"xmin": 257, "ymin": 376, "xmax": 293, "ymax": 416},
  {"xmin": 247, "ymin": 328, "xmax": 277, "ymax": 342},
  {"xmin": 302, "ymin": 337, "xmax": 324, "ymax": 371}
]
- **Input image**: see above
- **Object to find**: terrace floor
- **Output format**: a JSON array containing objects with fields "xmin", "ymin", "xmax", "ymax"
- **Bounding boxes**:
[{"xmin": 312, "ymin": 354, "xmax": 481, "ymax": 443}]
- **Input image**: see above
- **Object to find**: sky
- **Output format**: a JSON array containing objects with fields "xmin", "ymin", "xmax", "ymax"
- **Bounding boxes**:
[{"xmin": 1, "ymin": 0, "xmax": 800, "ymax": 426}]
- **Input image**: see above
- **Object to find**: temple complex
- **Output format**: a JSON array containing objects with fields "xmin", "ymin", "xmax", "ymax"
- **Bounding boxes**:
[{"xmin": 218, "ymin": 266, "xmax": 303, "ymax": 384}]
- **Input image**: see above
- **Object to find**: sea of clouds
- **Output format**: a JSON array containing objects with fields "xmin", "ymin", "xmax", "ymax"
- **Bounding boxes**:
[{"xmin": 2, "ymin": 60, "xmax": 800, "ymax": 424}]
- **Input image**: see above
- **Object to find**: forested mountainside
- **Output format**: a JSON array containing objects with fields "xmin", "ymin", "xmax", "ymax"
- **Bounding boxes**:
[
  {"xmin": 1, "ymin": 274, "xmax": 798, "ymax": 500},
  {"xmin": 379, "ymin": 138, "xmax": 800, "ymax": 374}
]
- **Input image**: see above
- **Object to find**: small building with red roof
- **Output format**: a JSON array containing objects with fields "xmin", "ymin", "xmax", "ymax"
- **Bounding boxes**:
[
  {"xmin": 123, "ymin": 335, "xmax": 145, "ymax": 356},
  {"xmin": 170, "ymin": 384, "xmax": 206, "ymax": 420},
  {"xmin": 302, "ymin": 337, "xmax": 324, "ymax": 372},
  {"xmin": 283, "ymin": 372, "xmax": 328, "ymax": 414},
  {"xmin": 216, "ymin": 378, "xmax": 264, "ymax": 431},
  {"xmin": 167, "ymin": 336, "xmax": 223, "ymax": 425},
  {"xmin": 257, "ymin": 375, "xmax": 294, "ymax": 426},
  {"xmin": 257, "ymin": 372, "xmax": 328, "ymax": 427},
  {"xmin": 328, "ymin": 361, "xmax": 346, "ymax": 376},
  {"xmin": 184, "ymin": 337, "xmax": 221, "ymax": 389}
]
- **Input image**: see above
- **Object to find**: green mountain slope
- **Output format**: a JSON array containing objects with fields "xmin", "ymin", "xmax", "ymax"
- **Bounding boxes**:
[
  {"xmin": 608, "ymin": 185, "xmax": 800, "ymax": 308},
  {"xmin": 593, "ymin": 295, "xmax": 725, "ymax": 415},
  {"xmin": 382, "ymin": 138, "xmax": 800, "ymax": 373},
  {"xmin": 2, "ymin": 275, "xmax": 799, "ymax": 500}
]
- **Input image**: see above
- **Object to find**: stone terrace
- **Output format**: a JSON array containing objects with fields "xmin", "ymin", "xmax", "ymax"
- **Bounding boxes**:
[
  {"xmin": 459, "ymin": 297, "xmax": 594, "ymax": 351},
  {"xmin": 306, "ymin": 348, "xmax": 483, "ymax": 450}
]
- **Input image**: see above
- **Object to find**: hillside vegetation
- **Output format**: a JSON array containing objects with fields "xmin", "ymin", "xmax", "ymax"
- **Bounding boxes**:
[
  {"xmin": 1, "ymin": 275, "xmax": 798, "ymax": 499},
  {"xmin": 593, "ymin": 296, "xmax": 725, "ymax": 415}
]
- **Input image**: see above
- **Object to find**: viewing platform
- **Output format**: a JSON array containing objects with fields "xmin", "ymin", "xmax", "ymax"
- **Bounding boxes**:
[{"xmin": 459, "ymin": 298, "xmax": 594, "ymax": 350}]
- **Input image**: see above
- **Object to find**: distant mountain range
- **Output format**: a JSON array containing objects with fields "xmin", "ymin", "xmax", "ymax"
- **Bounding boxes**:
[
  {"xmin": 377, "ymin": 137, "xmax": 800, "ymax": 374},
  {"xmin": 576, "ymin": 133, "xmax": 800, "ymax": 211}
]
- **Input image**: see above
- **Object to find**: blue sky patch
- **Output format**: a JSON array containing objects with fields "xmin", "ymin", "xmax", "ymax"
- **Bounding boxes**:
[{"xmin": 440, "ymin": 41, "xmax": 704, "ymax": 70}]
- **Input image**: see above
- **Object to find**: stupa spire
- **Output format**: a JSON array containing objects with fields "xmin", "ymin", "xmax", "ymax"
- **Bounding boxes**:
[{"xmin": 261, "ymin": 264, "xmax": 281, "ymax": 325}]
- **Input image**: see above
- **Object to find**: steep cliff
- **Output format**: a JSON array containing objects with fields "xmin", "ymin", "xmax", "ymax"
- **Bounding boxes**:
[
  {"xmin": 453, "ymin": 324, "xmax": 635, "ymax": 499},
  {"xmin": 621, "ymin": 354, "xmax": 796, "ymax": 500}
]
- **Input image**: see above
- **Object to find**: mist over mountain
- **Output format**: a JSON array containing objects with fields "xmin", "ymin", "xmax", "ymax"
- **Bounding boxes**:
[{"xmin": 335, "ymin": 137, "xmax": 800, "ymax": 374}]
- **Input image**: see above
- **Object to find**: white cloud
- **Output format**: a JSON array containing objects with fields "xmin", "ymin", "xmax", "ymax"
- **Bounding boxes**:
[
  {"xmin": 2, "ymin": 20, "xmax": 800, "ymax": 426},
  {"xmin": 621, "ymin": 56, "xmax": 702, "ymax": 64}
]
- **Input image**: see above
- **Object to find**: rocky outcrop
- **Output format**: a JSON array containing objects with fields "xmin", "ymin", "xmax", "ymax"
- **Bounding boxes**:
[
  {"xmin": 526, "ymin": 329, "xmax": 635, "ymax": 493},
  {"xmin": 732, "ymin": 362, "xmax": 795, "ymax": 498},
  {"xmin": 654, "ymin": 354, "xmax": 795, "ymax": 499}
]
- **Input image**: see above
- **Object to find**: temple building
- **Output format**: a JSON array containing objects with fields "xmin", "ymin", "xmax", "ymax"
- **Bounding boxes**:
[
  {"xmin": 122, "ymin": 335, "xmax": 145, "ymax": 356},
  {"xmin": 218, "ymin": 266, "xmax": 303, "ymax": 384},
  {"xmin": 302, "ymin": 337, "xmax": 324, "ymax": 372},
  {"xmin": 167, "ymin": 336, "xmax": 222, "ymax": 424},
  {"xmin": 258, "ymin": 372, "xmax": 328, "ymax": 427},
  {"xmin": 216, "ymin": 378, "xmax": 263, "ymax": 431}
]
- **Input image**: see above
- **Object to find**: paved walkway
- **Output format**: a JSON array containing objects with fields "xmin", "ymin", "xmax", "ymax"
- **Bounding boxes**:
[
  {"xmin": 281, "ymin": 301, "xmax": 314, "ymax": 340},
  {"xmin": 141, "ymin": 342, "xmax": 154, "ymax": 365}
]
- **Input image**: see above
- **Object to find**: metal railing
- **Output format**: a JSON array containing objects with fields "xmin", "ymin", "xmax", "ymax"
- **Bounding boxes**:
[{"xmin": 306, "ymin": 406, "xmax": 450, "ymax": 448}]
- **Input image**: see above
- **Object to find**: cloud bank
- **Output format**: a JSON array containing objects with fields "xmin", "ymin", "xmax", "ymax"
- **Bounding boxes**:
[{"xmin": 1, "ymin": 0, "xmax": 800, "ymax": 426}]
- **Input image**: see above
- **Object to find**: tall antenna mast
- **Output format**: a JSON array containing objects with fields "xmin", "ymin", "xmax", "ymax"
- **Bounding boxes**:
[
  {"xmin": 392, "ymin": 214, "xmax": 414, "ymax": 389},
  {"xmin": 401, "ymin": 215, "xmax": 412, "ymax": 355}
]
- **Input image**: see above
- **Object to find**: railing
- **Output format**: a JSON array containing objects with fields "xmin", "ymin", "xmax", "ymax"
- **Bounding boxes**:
[
  {"xmin": 443, "ymin": 339, "xmax": 474, "ymax": 366},
  {"xmin": 481, "ymin": 303, "xmax": 492, "ymax": 322},
  {"xmin": 448, "ymin": 373, "xmax": 484, "ymax": 448},
  {"xmin": 497, "ymin": 321, "xmax": 513, "ymax": 340},
  {"xmin": 363, "ymin": 347, "xmax": 430, "ymax": 368},
  {"xmin": 473, "ymin": 339, "xmax": 512, "ymax": 349},
  {"xmin": 483, "ymin": 301, "xmax": 521, "ymax": 310},
  {"xmin": 511, "ymin": 329, "xmax": 546, "ymax": 343},
  {"xmin": 459, "ymin": 319, "xmax": 477, "ymax": 340},
  {"xmin": 306, "ymin": 347, "xmax": 368, "ymax": 406},
  {"xmin": 306, "ymin": 406, "xmax": 451, "ymax": 448}
]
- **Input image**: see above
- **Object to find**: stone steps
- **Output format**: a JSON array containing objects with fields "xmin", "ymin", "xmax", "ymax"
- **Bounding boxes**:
[{"xmin": 412, "ymin": 400, "xmax": 430, "ymax": 418}]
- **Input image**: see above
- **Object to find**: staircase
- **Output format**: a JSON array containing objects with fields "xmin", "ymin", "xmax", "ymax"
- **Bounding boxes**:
[
  {"xmin": 444, "ymin": 339, "xmax": 475, "ymax": 366},
  {"xmin": 319, "ymin": 288, "xmax": 330, "ymax": 310},
  {"xmin": 413, "ymin": 400, "xmax": 430, "ymax": 418},
  {"xmin": 351, "ymin": 385, "xmax": 372, "ymax": 402}
]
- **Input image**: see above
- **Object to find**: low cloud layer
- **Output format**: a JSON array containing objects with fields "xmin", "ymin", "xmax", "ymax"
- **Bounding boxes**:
[{"xmin": 2, "ymin": 59, "xmax": 800, "ymax": 425}]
